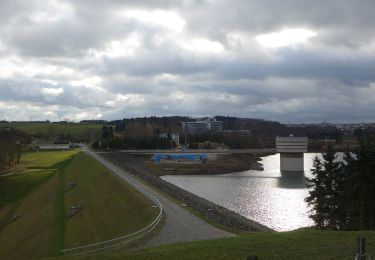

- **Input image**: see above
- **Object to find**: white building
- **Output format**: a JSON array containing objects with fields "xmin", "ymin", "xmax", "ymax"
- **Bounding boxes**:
[
  {"xmin": 276, "ymin": 136, "xmax": 308, "ymax": 172},
  {"xmin": 160, "ymin": 133, "xmax": 180, "ymax": 145},
  {"xmin": 181, "ymin": 118, "xmax": 223, "ymax": 135}
]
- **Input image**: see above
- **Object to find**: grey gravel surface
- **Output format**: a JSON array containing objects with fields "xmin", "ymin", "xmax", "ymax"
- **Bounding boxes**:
[
  {"xmin": 83, "ymin": 147, "xmax": 235, "ymax": 248},
  {"xmin": 144, "ymin": 189, "xmax": 235, "ymax": 248}
]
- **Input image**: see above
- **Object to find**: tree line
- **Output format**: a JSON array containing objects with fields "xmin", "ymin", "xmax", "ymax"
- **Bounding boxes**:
[
  {"xmin": 92, "ymin": 136, "xmax": 173, "ymax": 150},
  {"xmin": 92, "ymin": 126, "xmax": 174, "ymax": 150},
  {"xmin": 93, "ymin": 125, "xmax": 265, "ymax": 150},
  {"xmin": 0, "ymin": 129, "xmax": 30, "ymax": 170},
  {"xmin": 306, "ymin": 130, "xmax": 375, "ymax": 230},
  {"xmin": 108, "ymin": 116, "xmax": 343, "ymax": 141}
]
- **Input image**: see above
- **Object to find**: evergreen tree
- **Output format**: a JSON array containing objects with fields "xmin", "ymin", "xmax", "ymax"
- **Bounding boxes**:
[
  {"xmin": 92, "ymin": 140, "xmax": 99, "ymax": 150},
  {"xmin": 335, "ymin": 150, "xmax": 354, "ymax": 229},
  {"xmin": 321, "ymin": 146, "xmax": 341, "ymax": 229},
  {"xmin": 101, "ymin": 126, "xmax": 113, "ymax": 140},
  {"xmin": 307, "ymin": 132, "xmax": 375, "ymax": 231},
  {"xmin": 306, "ymin": 156, "xmax": 327, "ymax": 229},
  {"xmin": 306, "ymin": 146, "xmax": 342, "ymax": 230},
  {"xmin": 345, "ymin": 133, "xmax": 375, "ymax": 230}
]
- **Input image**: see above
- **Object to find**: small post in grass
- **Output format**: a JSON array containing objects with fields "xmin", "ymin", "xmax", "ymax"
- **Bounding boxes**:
[
  {"xmin": 356, "ymin": 237, "xmax": 370, "ymax": 260},
  {"xmin": 206, "ymin": 208, "xmax": 212, "ymax": 220}
]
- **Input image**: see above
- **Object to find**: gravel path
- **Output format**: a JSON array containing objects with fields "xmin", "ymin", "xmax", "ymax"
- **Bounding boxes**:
[
  {"xmin": 144, "ymin": 188, "xmax": 235, "ymax": 247},
  {"xmin": 83, "ymin": 147, "xmax": 235, "ymax": 248}
]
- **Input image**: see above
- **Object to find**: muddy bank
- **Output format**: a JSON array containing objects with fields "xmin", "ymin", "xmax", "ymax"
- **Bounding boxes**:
[
  {"xmin": 145, "ymin": 153, "xmax": 269, "ymax": 176},
  {"xmin": 101, "ymin": 152, "xmax": 273, "ymax": 232}
]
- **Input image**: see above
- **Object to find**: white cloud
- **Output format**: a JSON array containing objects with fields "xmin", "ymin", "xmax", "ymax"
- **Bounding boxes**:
[
  {"xmin": 69, "ymin": 76, "xmax": 104, "ymax": 90},
  {"xmin": 30, "ymin": 0, "xmax": 75, "ymax": 24},
  {"xmin": 0, "ymin": 57, "xmax": 63, "ymax": 78},
  {"xmin": 41, "ymin": 87, "xmax": 64, "ymax": 97},
  {"xmin": 91, "ymin": 33, "xmax": 141, "ymax": 58},
  {"xmin": 180, "ymin": 38, "xmax": 225, "ymax": 54},
  {"xmin": 256, "ymin": 28, "xmax": 317, "ymax": 48},
  {"xmin": 121, "ymin": 9, "xmax": 185, "ymax": 32}
]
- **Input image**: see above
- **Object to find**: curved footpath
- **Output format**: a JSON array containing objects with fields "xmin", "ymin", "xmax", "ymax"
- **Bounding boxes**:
[{"xmin": 82, "ymin": 147, "xmax": 235, "ymax": 248}]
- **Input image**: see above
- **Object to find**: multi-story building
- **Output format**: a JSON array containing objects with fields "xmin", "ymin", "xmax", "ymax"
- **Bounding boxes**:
[
  {"xmin": 181, "ymin": 118, "xmax": 223, "ymax": 135},
  {"xmin": 208, "ymin": 120, "xmax": 224, "ymax": 131}
]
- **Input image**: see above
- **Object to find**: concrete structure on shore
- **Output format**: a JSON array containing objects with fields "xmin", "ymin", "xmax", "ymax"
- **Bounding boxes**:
[{"xmin": 276, "ymin": 136, "xmax": 308, "ymax": 172}]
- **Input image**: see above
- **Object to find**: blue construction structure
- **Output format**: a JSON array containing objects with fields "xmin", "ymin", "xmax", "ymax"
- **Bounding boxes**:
[{"xmin": 152, "ymin": 153, "xmax": 208, "ymax": 163}]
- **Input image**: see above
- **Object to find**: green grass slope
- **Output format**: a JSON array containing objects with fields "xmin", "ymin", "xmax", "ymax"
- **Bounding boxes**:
[
  {"xmin": 78, "ymin": 229, "xmax": 375, "ymax": 260},
  {"xmin": 64, "ymin": 152, "xmax": 158, "ymax": 249},
  {"xmin": 0, "ymin": 150, "xmax": 77, "ymax": 259},
  {"xmin": 0, "ymin": 150, "xmax": 158, "ymax": 259}
]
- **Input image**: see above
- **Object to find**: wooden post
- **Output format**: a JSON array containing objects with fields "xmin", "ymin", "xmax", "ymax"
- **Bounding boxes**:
[{"xmin": 357, "ymin": 237, "xmax": 366, "ymax": 260}]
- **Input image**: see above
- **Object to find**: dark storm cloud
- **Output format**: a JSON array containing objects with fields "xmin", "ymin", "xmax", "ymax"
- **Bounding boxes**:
[
  {"xmin": 216, "ymin": 49, "xmax": 375, "ymax": 82},
  {"xmin": 0, "ymin": 0, "xmax": 374, "ymax": 122},
  {"xmin": 98, "ymin": 45, "xmax": 375, "ymax": 83}
]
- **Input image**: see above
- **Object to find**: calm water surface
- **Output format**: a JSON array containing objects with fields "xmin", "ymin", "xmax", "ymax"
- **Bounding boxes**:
[{"xmin": 161, "ymin": 153, "xmax": 322, "ymax": 231}]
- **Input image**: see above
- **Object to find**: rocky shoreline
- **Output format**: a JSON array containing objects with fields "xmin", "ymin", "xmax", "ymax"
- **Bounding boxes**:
[{"xmin": 102, "ymin": 153, "xmax": 273, "ymax": 232}]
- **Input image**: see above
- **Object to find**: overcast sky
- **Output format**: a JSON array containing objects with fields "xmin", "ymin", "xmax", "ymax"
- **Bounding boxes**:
[{"xmin": 1, "ymin": 0, "xmax": 375, "ymax": 123}]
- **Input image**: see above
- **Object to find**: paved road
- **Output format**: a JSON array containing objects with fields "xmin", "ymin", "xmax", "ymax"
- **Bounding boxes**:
[
  {"xmin": 82, "ymin": 146, "xmax": 235, "ymax": 248},
  {"xmin": 117, "ymin": 148, "xmax": 276, "ymax": 155}
]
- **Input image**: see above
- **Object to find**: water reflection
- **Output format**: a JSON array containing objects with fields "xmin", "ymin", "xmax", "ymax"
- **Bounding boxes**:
[
  {"xmin": 277, "ymin": 171, "xmax": 307, "ymax": 189},
  {"xmin": 161, "ymin": 153, "xmax": 321, "ymax": 231}
]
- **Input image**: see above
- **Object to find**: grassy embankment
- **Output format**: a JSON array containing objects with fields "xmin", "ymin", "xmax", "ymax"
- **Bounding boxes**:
[
  {"xmin": 76, "ymin": 229, "xmax": 375, "ymax": 260},
  {"xmin": 0, "ymin": 150, "xmax": 158, "ymax": 259}
]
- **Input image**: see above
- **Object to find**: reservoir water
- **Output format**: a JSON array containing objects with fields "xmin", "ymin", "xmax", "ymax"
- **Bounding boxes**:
[{"xmin": 161, "ymin": 153, "xmax": 320, "ymax": 231}]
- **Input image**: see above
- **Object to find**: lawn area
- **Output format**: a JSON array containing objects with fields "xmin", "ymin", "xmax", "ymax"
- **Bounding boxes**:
[
  {"xmin": 0, "ymin": 150, "xmax": 158, "ymax": 259},
  {"xmin": 78, "ymin": 229, "xmax": 375, "ymax": 260},
  {"xmin": 0, "ymin": 150, "xmax": 77, "ymax": 206},
  {"xmin": 23, "ymin": 150, "xmax": 79, "ymax": 169}
]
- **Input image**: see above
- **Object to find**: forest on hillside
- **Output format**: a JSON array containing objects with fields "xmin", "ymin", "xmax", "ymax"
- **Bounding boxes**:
[{"xmin": 97, "ymin": 116, "xmax": 344, "ymax": 150}]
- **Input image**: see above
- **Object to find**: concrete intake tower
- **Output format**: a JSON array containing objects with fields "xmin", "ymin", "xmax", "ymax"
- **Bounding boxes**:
[{"xmin": 276, "ymin": 136, "xmax": 308, "ymax": 172}]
